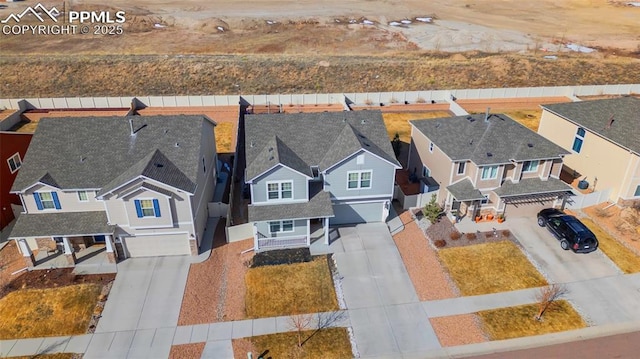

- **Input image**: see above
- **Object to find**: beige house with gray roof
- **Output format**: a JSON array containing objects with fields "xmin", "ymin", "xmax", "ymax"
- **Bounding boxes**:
[
  {"xmin": 9, "ymin": 115, "xmax": 217, "ymax": 267},
  {"xmin": 539, "ymin": 96, "xmax": 640, "ymax": 206},
  {"xmin": 408, "ymin": 113, "xmax": 572, "ymax": 219}
]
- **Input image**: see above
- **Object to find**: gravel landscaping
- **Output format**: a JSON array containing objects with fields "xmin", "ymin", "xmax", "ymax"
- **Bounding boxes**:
[
  {"xmin": 393, "ymin": 210, "xmax": 488, "ymax": 346},
  {"xmin": 169, "ymin": 343, "xmax": 205, "ymax": 359},
  {"xmin": 178, "ymin": 221, "xmax": 254, "ymax": 325}
]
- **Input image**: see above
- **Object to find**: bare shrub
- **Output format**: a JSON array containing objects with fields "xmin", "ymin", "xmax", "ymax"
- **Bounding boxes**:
[
  {"xmin": 466, "ymin": 233, "xmax": 476, "ymax": 240},
  {"xmin": 434, "ymin": 239, "xmax": 446, "ymax": 248},
  {"xmin": 450, "ymin": 232, "xmax": 461, "ymax": 241},
  {"xmin": 502, "ymin": 230, "xmax": 511, "ymax": 238},
  {"xmin": 594, "ymin": 207, "xmax": 613, "ymax": 218},
  {"xmin": 485, "ymin": 232, "xmax": 493, "ymax": 239},
  {"xmin": 535, "ymin": 283, "xmax": 569, "ymax": 321}
]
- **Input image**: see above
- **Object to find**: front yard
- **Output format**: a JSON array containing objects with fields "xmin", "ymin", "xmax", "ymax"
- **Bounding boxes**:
[{"xmin": 233, "ymin": 328, "xmax": 352, "ymax": 359}]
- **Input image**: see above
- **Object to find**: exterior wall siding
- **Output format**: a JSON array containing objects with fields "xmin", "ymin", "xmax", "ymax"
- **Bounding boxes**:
[
  {"xmin": 255, "ymin": 219, "xmax": 307, "ymax": 238},
  {"xmin": 551, "ymin": 159, "xmax": 563, "ymax": 178},
  {"xmin": 621, "ymin": 154, "xmax": 640, "ymax": 199},
  {"xmin": 251, "ymin": 165, "xmax": 308, "ymax": 203},
  {"xmin": 192, "ymin": 121, "xmax": 217, "ymax": 244},
  {"xmin": 124, "ymin": 192, "xmax": 173, "ymax": 229},
  {"xmin": 324, "ymin": 150, "xmax": 395, "ymax": 200},
  {"xmin": 0, "ymin": 132, "xmax": 32, "ymax": 229},
  {"xmin": 23, "ymin": 184, "xmax": 104, "ymax": 213},
  {"xmin": 476, "ymin": 165, "xmax": 503, "ymax": 189},
  {"xmin": 539, "ymin": 110, "xmax": 631, "ymax": 201},
  {"xmin": 408, "ymin": 128, "xmax": 453, "ymax": 202}
]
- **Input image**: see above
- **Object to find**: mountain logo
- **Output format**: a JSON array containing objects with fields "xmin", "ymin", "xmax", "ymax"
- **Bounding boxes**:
[{"xmin": 1, "ymin": 3, "xmax": 61, "ymax": 24}]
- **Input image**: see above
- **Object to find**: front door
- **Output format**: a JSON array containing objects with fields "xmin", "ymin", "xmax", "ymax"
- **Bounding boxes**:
[{"xmin": 94, "ymin": 235, "xmax": 106, "ymax": 243}]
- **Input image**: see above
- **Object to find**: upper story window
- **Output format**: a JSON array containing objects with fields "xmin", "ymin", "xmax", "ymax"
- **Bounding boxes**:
[
  {"xmin": 429, "ymin": 142, "xmax": 434, "ymax": 153},
  {"xmin": 311, "ymin": 166, "xmax": 320, "ymax": 179},
  {"xmin": 34, "ymin": 191, "xmax": 61, "ymax": 210},
  {"xmin": 135, "ymin": 199, "xmax": 161, "ymax": 218},
  {"xmin": 267, "ymin": 181, "xmax": 293, "ymax": 200},
  {"xmin": 457, "ymin": 162, "xmax": 466, "ymax": 175},
  {"xmin": 77, "ymin": 191, "xmax": 89, "ymax": 202},
  {"xmin": 634, "ymin": 185, "xmax": 640, "ymax": 197},
  {"xmin": 422, "ymin": 165, "xmax": 431, "ymax": 178},
  {"xmin": 481, "ymin": 166, "xmax": 498, "ymax": 180},
  {"xmin": 348, "ymin": 171, "xmax": 372, "ymax": 189},
  {"xmin": 7, "ymin": 153, "xmax": 21, "ymax": 174},
  {"xmin": 572, "ymin": 127, "xmax": 585, "ymax": 153},
  {"xmin": 522, "ymin": 160, "xmax": 539, "ymax": 173}
]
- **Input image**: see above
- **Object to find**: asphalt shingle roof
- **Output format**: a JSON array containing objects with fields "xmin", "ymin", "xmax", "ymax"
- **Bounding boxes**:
[
  {"xmin": 410, "ymin": 114, "xmax": 570, "ymax": 165},
  {"xmin": 12, "ymin": 116, "xmax": 215, "ymax": 194},
  {"xmin": 446, "ymin": 179, "xmax": 485, "ymax": 201},
  {"xmin": 248, "ymin": 184, "xmax": 334, "ymax": 221},
  {"xmin": 542, "ymin": 97, "xmax": 640, "ymax": 154},
  {"xmin": 9, "ymin": 211, "xmax": 114, "ymax": 239},
  {"xmin": 245, "ymin": 111, "xmax": 399, "ymax": 180},
  {"xmin": 494, "ymin": 177, "xmax": 572, "ymax": 197}
]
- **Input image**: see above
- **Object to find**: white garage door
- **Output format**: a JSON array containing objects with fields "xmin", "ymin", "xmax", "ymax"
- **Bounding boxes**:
[
  {"xmin": 123, "ymin": 233, "xmax": 191, "ymax": 257},
  {"xmin": 330, "ymin": 202, "xmax": 384, "ymax": 225}
]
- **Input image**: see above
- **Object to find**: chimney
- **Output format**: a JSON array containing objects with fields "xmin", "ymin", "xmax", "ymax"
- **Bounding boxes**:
[
  {"xmin": 128, "ymin": 118, "xmax": 135, "ymax": 136},
  {"xmin": 605, "ymin": 114, "xmax": 614, "ymax": 129},
  {"xmin": 484, "ymin": 107, "xmax": 491, "ymax": 123}
]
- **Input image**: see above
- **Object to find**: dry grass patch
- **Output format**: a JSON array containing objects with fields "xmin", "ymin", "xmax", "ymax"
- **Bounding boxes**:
[
  {"xmin": 245, "ymin": 256, "xmax": 338, "ymax": 318},
  {"xmin": 479, "ymin": 300, "xmax": 586, "ymax": 340},
  {"xmin": 438, "ymin": 241, "xmax": 547, "ymax": 296},
  {"xmin": 0, "ymin": 284, "xmax": 102, "ymax": 339},
  {"xmin": 215, "ymin": 122, "xmax": 235, "ymax": 153},
  {"xmin": 234, "ymin": 328, "xmax": 352, "ymax": 359},
  {"xmin": 469, "ymin": 109, "xmax": 541, "ymax": 132},
  {"xmin": 580, "ymin": 218, "xmax": 640, "ymax": 274},
  {"xmin": 5, "ymin": 354, "xmax": 77, "ymax": 359},
  {"xmin": 382, "ymin": 112, "xmax": 451, "ymax": 142}
]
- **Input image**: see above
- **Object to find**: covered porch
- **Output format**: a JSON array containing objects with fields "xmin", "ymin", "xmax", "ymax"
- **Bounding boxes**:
[
  {"xmin": 248, "ymin": 191, "xmax": 335, "ymax": 252},
  {"xmin": 8, "ymin": 211, "xmax": 117, "ymax": 268},
  {"xmin": 445, "ymin": 179, "xmax": 486, "ymax": 221},
  {"xmin": 495, "ymin": 177, "xmax": 573, "ymax": 218}
]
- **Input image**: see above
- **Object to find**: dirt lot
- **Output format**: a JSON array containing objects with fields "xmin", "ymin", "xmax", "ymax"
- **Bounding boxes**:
[{"xmin": 0, "ymin": 1, "xmax": 639, "ymax": 97}]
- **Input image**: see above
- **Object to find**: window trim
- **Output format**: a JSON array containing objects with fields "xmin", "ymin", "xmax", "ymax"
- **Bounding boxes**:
[
  {"xmin": 77, "ymin": 191, "xmax": 89, "ymax": 202},
  {"xmin": 134, "ymin": 198, "xmax": 161, "ymax": 218},
  {"xmin": 422, "ymin": 165, "xmax": 431, "ymax": 178},
  {"xmin": 7, "ymin": 152, "xmax": 21, "ymax": 174},
  {"xmin": 347, "ymin": 170, "xmax": 372, "ymax": 190},
  {"xmin": 457, "ymin": 162, "xmax": 465, "ymax": 175},
  {"xmin": 34, "ymin": 191, "xmax": 61, "ymax": 211},
  {"xmin": 522, "ymin": 160, "xmax": 539, "ymax": 173},
  {"xmin": 480, "ymin": 165, "xmax": 499, "ymax": 180},
  {"xmin": 266, "ymin": 180, "xmax": 294, "ymax": 201},
  {"xmin": 268, "ymin": 220, "xmax": 295, "ymax": 234},
  {"xmin": 572, "ymin": 127, "xmax": 585, "ymax": 153}
]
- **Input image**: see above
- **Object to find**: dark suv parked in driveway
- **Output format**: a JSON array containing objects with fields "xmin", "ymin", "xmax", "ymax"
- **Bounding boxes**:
[{"xmin": 537, "ymin": 208, "xmax": 598, "ymax": 253}]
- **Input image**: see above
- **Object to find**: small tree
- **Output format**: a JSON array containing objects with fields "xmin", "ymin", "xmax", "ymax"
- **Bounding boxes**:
[
  {"xmin": 391, "ymin": 132, "xmax": 401, "ymax": 157},
  {"xmin": 422, "ymin": 194, "xmax": 443, "ymax": 224},
  {"xmin": 289, "ymin": 313, "xmax": 313, "ymax": 347},
  {"xmin": 535, "ymin": 283, "xmax": 568, "ymax": 321}
]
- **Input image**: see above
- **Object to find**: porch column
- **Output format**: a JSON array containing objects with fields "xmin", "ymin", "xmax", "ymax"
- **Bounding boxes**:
[
  {"xmin": 253, "ymin": 224, "xmax": 259, "ymax": 252},
  {"xmin": 62, "ymin": 236, "xmax": 76, "ymax": 265},
  {"xmin": 323, "ymin": 217, "xmax": 329, "ymax": 245},
  {"xmin": 306, "ymin": 219, "xmax": 311, "ymax": 246},
  {"xmin": 17, "ymin": 239, "xmax": 35, "ymax": 267},
  {"xmin": 104, "ymin": 234, "xmax": 117, "ymax": 264}
]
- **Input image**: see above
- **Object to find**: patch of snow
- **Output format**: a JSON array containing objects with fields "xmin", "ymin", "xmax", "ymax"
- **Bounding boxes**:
[
  {"xmin": 543, "ymin": 55, "xmax": 558, "ymax": 60},
  {"xmin": 416, "ymin": 17, "xmax": 433, "ymax": 23},
  {"xmin": 349, "ymin": 19, "xmax": 357, "ymax": 24},
  {"xmin": 627, "ymin": 2, "xmax": 640, "ymax": 6},
  {"xmin": 217, "ymin": 26, "xmax": 224, "ymax": 32},
  {"xmin": 362, "ymin": 19, "xmax": 374, "ymax": 25},
  {"xmin": 389, "ymin": 21, "xmax": 401, "ymax": 26},
  {"xmin": 566, "ymin": 43, "xmax": 595, "ymax": 53},
  {"xmin": 266, "ymin": 20, "xmax": 277, "ymax": 25},
  {"xmin": 154, "ymin": 23, "xmax": 166, "ymax": 28},
  {"xmin": 401, "ymin": 19, "xmax": 412, "ymax": 24}
]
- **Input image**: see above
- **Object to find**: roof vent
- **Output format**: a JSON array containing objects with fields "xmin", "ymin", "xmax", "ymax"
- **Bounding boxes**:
[
  {"xmin": 361, "ymin": 119, "xmax": 366, "ymax": 124},
  {"xmin": 469, "ymin": 139, "xmax": 474, "ymax": 145},
  {"xmin": 268, "ymin": 156, "xmax": 274, "ymax": 161},
  {"xmin": 527, "ymin": 143, "xmax": 534, "ymax": 148},
  {"xmin": 164, "ymin": 129, "xmax": 169, "ymax": 134},
  {"xmin": 80, "ymin": 156, "xmax": 86, "ymax": 163},
  {"xmin": 487, "ymin": 152, "xmax": 493, "ymax": 157},
  {"xmin": 155, "ymin": 163, "xmax": 164, "ymax": 168},
  {"xmin": 435, "ymin": 123, "xmax": 441, "ymax": 128},
  {"xmin": 484, "ymin": 107, "xmax": 491, "ymax": 122},
  {"xmin": 175, "ymin": 142, "xmax": 180, "ymax": 147},
  {"xmin": 250, "ymin": 141, "xmax": 255, "ymax": 148},
  {"xmin": 268, "ymin": 147, "xmax": 273, "ymax": 152},
  {"xmin": 605, "ymin": 114, "xmax": 615, "ymax": 129}
]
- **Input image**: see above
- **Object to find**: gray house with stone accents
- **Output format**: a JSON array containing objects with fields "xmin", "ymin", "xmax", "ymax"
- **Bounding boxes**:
[
  {"xmin": 245, "ymin": 110, "xmax": 401, "ymax": 251},
  {"xmin": 408, "ymin": 113, "xmax": 572, "ymax": 219},
  {"xmin": 9, "ymin": 115, "xmax": 217, "ymax": 267}
]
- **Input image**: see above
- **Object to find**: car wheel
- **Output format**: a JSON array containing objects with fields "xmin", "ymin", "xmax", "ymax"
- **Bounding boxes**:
[
  {"xmin": 560, "ymin": 240, "xmax": 570, "ymax": 250},
  {"xmin": 537, "ymin": 217, "xmax": 546, "ymax": 227}
]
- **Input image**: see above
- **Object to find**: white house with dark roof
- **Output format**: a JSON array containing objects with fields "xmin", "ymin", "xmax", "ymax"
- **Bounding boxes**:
[
  {"xmin": 244, "ymin": 110, "xmax": 401, "ymax": 251},
  {"xmin": 408, "ymin": 113, "xmax": 572, "ymax": 219},
  {"xmin": 9, "ymin": 115, "xmax": 217, "ymax": 267},
  {"xmin": 539, "ymin": 96, "xmax": 640, "ymax": 206}
]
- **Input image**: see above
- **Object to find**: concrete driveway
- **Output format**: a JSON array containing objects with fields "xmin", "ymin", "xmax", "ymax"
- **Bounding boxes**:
[
  {"xmin": 508, "ymin": 217, "xmax": 620, "ymax": 283},
  {"xmin": 332, "ymin": 223, "xmax": 441, "ymax": 358},
  {"xmin": 95, "ymin": 256, "xmax": 191, "ymax": 333}
]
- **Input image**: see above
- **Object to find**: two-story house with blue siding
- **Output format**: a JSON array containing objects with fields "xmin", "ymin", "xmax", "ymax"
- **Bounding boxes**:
[
  {"xmin": 9, "ymin": 115, "xmax": 217, "ymax": 267},
  {"xmin": 245, "ymin": 110, "xmax": 401, "ymax": 251}
]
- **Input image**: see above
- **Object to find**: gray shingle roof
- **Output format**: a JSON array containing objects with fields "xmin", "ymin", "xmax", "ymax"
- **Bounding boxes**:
[
  {"xmin": 494, "ymin": 177, "xmax": 572, "ymax": 197},
  {"xmin": 542, "ymin": 97, "xmax": 640, "ymax": 154},
  {"xmin": 245, "ymin": 111, "xmax": 399, "ymax": 180},
  {"xmin": 446, "ymin": 179, "xmax": 485, "ymax": 201},
  {"xmin": 12, "ymin": 116, "xmax": 215, "ymax": 193},
  {"xmin": 410, "ymin": 114, "xmax": 570, "ymax": 165},
  {"xmin": 248, "ymin": 185, "xmax": 334, "ymax": 222},
  {"xmin": 9, "ymin": 211, "xmax": 114, "ymax": 239}
]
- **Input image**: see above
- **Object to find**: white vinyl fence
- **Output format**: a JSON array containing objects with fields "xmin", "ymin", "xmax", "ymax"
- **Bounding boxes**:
[{"xmin": 565, "ymin": 188, "xmax": 612, "ymax": 210}]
